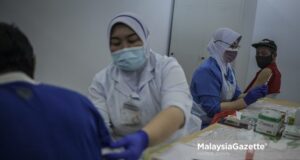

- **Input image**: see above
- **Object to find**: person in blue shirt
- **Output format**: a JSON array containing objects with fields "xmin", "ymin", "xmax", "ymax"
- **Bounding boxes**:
[
  {"xmin": 0, "ymin": 22, "xmax": 111, "ymax": 160},
  {"xmin": 190, "ymin": 28, "xmax": 268, "ymax": 127}
]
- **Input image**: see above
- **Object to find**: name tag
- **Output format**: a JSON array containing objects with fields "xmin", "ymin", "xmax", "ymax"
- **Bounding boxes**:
[{"xmin": 120, "ymin": 102, "xmax": 141, "ymax": 126}]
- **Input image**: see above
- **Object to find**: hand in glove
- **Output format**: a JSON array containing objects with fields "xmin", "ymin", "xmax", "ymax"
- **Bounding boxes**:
[
  {"xmin": 103, "ymin": 130, "xmax": 149, "ymax": 160},
  {"xmin": 244, "ymin": 84, "xmax": 268, "ymax": 105}
]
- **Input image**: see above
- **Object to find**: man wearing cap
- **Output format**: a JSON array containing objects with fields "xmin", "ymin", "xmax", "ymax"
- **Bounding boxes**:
[{"xmin": 244, "ymin": 39, "xmax": 281, "ymax": 96}]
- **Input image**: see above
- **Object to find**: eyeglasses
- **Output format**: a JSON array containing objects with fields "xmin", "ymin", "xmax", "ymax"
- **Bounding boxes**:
[{"xmin": 214, "ymin": 40, "xmax": 240, "ymax": 49}]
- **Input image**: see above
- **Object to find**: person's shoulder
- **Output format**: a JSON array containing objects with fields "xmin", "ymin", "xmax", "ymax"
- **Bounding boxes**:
[
  {"xmin": 38, "ymin": 84, "xmax": 89, "ymax": 102},
  {"xmin": 92, "ymin": 63, "xmax": 115, "ymax": 85},
  {"xmin": 268, "ymin": 63, "xmax": 281, "ymax": 74},
  {"xmin": 94, "ymin": 64, "xmax": 113, "ymax": 79},
  {"xmin": 191, "ymin": 57, "xmax": 222, "ymax": 84},
  {"xmin": 148, "ymin": 51, "xmax": 184, "ymax": 78},
  {"xmin": 41, "ymin": 83, "xmax": 92, "ymax": 106},
  {"xmin": 202, "ymin": 57, "xmax": 219, "ymax": 69},
  {"xmin": 38, "ymin": 83, "xmax": 98, "ymax": 114},
  {"xmin": 151, "ymin": 51, "xmax": 180, "ymax": 68},
  {"xmin": 194, "ymin": 57, "xmax": 219, "ymax": 74},
  {"xmin": 260, "ymin": 67, "xmax": 272, "ymax": 75}
]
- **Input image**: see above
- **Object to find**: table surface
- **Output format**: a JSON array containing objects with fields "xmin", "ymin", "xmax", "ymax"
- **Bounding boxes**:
[{"xmin": 143, "ymin": 98, "xmax": 300, "ymax": 160}]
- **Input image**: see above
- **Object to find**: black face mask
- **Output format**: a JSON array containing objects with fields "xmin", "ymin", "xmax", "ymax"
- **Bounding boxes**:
[{"xmin": 256, "ymin": 55, "xmax": 273, "ymax": 69}]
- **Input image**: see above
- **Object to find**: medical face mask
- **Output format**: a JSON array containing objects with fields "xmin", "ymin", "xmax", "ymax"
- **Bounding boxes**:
[
  {"xmin": 223, "ymin": 48, "xmax": 238, "ymax": 63},
  {"xmin": 256, "ymin": 54, "xmax": 273, "ymax": 69},
  {"xmin": 111, "ymin": 46, "xmax": 146, "ymax": 71}
]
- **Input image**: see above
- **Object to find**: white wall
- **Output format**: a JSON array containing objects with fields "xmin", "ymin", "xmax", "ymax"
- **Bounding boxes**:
[
  {"xmin": 247, "ymin": 0, "xmax": 300, "ymax": 102},
  {"xmin": 169, "ymin": 0, "xmax": 257, "ymax": 87},
  {"xmin": 0, "ymin": 0, "xmax": 173, "ymax": 95},
  {"xmin": 233, "ymin": 0, "xmax": 257, "ymax": 89}
]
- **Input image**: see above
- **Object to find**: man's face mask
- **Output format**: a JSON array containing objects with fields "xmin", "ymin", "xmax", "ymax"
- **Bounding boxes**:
[
  {"xmin": 256, "ymin": 54, "xmax": 273, "ymax": 69},
  {"xmin": 223, "ymin": 48, "xmax": 238, "ymax": 63},
  {"xmin": 111, "ymin": 46, "xmax": 146, "ymax": 71}
]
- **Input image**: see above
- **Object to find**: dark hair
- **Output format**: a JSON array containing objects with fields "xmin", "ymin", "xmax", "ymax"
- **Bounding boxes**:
[{"xmin": 0, "ymin": 22, "xmax": 35, "ymax": 78}]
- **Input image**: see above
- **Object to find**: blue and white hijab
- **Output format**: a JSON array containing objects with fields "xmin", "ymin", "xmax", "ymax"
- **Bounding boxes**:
[{"xmin": 207, "ymin": 28, "xmax": 241, "ymax": 101}]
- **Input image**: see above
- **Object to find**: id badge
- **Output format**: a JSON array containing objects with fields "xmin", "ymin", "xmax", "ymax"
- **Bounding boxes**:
[{"xmin": 120, "ymin": 102, "xmax": 141, "ymax": 126}]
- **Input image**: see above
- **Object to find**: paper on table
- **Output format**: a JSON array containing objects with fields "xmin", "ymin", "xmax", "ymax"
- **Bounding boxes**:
[
  {"xmin": 152, "ymin": 124, "xmax": 300, "ymax": 160},
  {"xmin": 153, "ymin": 143, "xmax": 244, "ymax": 160},
  {"xmin": 186, "ymin": 125, "xmax": 265, "ymax": 146}
]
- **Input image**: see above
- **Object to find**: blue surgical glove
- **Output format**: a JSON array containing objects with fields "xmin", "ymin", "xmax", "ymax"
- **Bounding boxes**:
[
  {"xmin": 103, "ymin": 130, "xmax": 149, "ymax": 160},
  {"xmin": 244, "ymin": 84, "xmax": 268, "ymax": 105}
]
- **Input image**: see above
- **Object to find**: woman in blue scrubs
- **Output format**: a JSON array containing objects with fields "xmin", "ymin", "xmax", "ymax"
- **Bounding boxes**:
[{"xmin": 190, "ymin": 28, "xmax": 268, "ymax": 127}]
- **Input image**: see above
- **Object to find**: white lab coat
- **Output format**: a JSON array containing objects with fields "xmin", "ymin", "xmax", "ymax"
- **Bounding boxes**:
[{"xmin": 89, "ymin": 51, "xmax": 200, "ymax": 140}]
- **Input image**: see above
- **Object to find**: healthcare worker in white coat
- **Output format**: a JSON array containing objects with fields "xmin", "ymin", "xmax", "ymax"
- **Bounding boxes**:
[
  {"xmin": 89, "ymin": 13, "xmax": 199, "ymax": 160},
  {"xmin": 190, "ymin": 28, "xmax": 268, "ymax": 127}
]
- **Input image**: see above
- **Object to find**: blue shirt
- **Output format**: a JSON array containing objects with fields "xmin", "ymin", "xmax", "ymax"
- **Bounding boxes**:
[
  {"xmin": 0, "ymin": 82, "xmax": 110, "ymax": 160},
  {"xmin": 190, "ymin": 57, "xmax": 241, "ymax": 119}
]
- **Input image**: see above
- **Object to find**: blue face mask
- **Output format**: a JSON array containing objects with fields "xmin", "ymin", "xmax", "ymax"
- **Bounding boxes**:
[{"xmin": 111, "ymin": 46, "xmax": 146, "ymax": 71}]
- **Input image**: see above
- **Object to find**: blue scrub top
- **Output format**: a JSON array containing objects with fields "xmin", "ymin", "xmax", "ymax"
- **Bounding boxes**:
[
  {"xmin": 0, "ymin": 82, "xmax": 110, "ymax": 160},
  {"xmin": 190, "ymin": 57, "xmax": 241, "ymax": 120}
]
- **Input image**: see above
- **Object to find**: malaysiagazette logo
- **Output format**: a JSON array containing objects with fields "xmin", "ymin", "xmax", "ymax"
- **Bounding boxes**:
[{"xmin": 197, "ymin": 142, "xmax": 267, "ymax": 151}]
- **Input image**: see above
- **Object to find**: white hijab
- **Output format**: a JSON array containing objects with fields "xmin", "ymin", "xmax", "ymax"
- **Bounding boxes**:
[
  {"xmin": 108, "ymin": 12, "xmax": 150, "ymax": 57},
  {"xmin": 107, "ymin": 13, "xmax": 151, "ymax": 92},
  {"xmin": 207, "ymin": 28, "xmax": 241, "ymax": 101}
]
